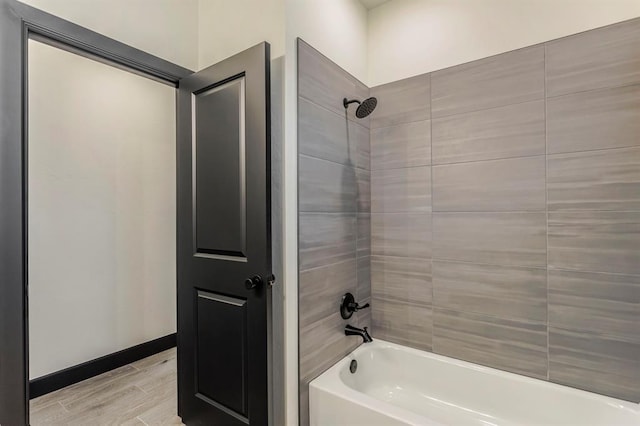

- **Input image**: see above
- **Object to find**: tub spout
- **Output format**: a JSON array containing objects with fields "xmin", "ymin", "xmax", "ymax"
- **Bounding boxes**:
[{"xmin": 345, "ymin": 324, "xmax": 373, "ymax": 343}]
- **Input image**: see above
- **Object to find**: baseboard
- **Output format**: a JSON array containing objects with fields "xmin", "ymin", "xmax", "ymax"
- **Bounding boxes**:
[{"xmin": 29, "ymin": 333, "xmax": 176, "ymax": 399}]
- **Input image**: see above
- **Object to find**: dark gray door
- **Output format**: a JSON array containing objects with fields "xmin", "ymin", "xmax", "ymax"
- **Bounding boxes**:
[{"xmin": 176, "ymin": 42, "xmax": 271, "ymax": 426}]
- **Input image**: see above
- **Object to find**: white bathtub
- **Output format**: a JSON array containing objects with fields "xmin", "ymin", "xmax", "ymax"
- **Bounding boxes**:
[{"xmin": 309, "ymin": 339, "xmax": 640, "ymax": 426}]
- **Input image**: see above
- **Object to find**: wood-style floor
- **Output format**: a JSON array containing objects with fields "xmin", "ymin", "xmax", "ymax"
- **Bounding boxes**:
[{"xmin": 30, "ymin": 348, "xmax": 183, "ymax": 425}]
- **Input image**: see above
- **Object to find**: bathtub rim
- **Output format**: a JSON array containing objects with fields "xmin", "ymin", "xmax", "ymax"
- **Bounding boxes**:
[{"xmin": 309, "ymin": 338, "xmax": 640, "ymax": 424}]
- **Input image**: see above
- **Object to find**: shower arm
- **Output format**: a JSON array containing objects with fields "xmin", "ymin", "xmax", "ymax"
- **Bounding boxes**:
[{"xmin": 343, "ymin": 98, "xmax": 361, "ymax": 108}]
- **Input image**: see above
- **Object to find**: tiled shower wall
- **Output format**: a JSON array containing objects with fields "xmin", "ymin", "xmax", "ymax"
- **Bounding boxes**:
[
  {"xmin": 370, "ymin": 18, "xmax": 640, "ymax": 402},
  {"xmin": 297, "ymin": 40, "xmax": 371, "ymax": 425}
]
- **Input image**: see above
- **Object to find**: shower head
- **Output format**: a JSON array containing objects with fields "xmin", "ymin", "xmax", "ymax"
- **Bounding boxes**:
[{"xmin": 343, "ymin": 97, "xmax": 378, "ymax": 118}]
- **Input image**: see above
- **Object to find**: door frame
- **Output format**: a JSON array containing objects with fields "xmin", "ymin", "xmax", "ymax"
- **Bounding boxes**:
[{"xmin": 0, "ymin": 1, "xmax": 192, "ymax": 424}]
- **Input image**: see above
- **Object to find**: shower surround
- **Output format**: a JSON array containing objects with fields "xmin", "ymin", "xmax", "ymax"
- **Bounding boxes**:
[
  {"xmin": 298, "ymin": 16, "xmax": 640, "ymax": 425},
  {"xmin": 297, "ymin": 39, "xmax": 371, "ymax": 426}
]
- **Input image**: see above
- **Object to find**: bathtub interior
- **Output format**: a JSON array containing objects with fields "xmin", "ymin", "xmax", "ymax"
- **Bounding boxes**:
[{"xmin": 314, "ymin": 340, "xmax": 640, "ymax": 426}]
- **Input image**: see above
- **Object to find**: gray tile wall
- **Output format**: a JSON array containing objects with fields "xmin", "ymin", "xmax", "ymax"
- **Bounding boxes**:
[
  {"xmin": 297, "ymin": 39, "xmax": 371, "ymax": 426},
  {"xmin": 370, "ymin": 74, "xmax": 433, "ymax": 352},
  {"xmin": 544, "ymin": 19, "xmax": 640, "ymax": 402},
  {"xmin": 297, "ymin": 19, "xmax": 640, "ymax": 423},
  {"xmin": 369, "ymin": 18, "xmax": 640, "ymax": 403}
]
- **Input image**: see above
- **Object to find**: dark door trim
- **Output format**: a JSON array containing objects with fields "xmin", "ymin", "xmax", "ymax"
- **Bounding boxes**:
[{"xmin": 0, "ymin": 1, "xmax": 192, "ymax": 424}]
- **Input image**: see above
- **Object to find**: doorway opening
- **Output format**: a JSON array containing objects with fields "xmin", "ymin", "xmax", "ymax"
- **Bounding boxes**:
[
  {"xmin": 27, "ymin": 38, "xmax": 180, "ymax": 425},
  {"xmin": 1, "ymin": 4, "xmax": 274, "ymax": 425}
]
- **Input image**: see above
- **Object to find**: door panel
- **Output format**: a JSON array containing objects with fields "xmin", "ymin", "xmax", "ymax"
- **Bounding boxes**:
[
  {"xmin": 196, "ymin": 291, "xmax": 247, "ymax": 415},
  {"xmin": 177, "ymin": 42, "xmax": 271, "ymax": 426},
  {"xmin": 194, "ymin": 78, "xmax": 246, "ymax": 259}
]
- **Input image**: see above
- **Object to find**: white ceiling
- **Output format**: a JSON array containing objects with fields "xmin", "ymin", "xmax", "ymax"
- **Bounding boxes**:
[{"xmin": 359, "ymin": 0, "xmax": 390, "ymax": 10}]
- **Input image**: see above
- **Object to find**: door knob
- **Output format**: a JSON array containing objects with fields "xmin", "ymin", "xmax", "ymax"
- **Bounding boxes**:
[{"xmin": 245, "ymin": 275, "xmax": 263, "ymax": 290}]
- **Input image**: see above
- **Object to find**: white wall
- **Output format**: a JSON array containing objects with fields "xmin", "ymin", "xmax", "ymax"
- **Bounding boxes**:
[
  {"xmin": 20, "ymin": 0, "xmax": 199, "ymax": 70},
  {"xmin": 368, "ymin": 0, "xmax": 640, "ymax": 86},
  {"xmin": 287, "ymin": 0, "xmax": 368, "ymax": 82},
  {"xmin": 28, "ymin": 40, "xmax": 177, "ymax": 379},
  {"xmin": 198, "ymin": 0, "xmax": 285, "ymax": 68}
]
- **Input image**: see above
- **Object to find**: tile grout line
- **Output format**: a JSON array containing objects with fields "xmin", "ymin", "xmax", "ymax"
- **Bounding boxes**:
[
  {"xmin": 544, "ymin": 43, "xmax": 551, "ymax": 382},
  {"xmin": 431, "ymin": 95, "xmax": 545, "ymax": 121},
  {"xmin": 298, "ymin": 152, "xmax": 368, "ymax": 172},
  {"xmin": 431, "ymin": 305, "xmax": 548, "ymax": 327},
  {"xmin": 371, "ymin": 164, "xmax": 431, "ymax": 174},
  {"xmin": 372, "ymin": 152, "xmax": 556, "ymax": 172},
  {"xmin": 370, "ymin": 253, "xmax": 435, "ymax": 262},
  {"xmin": 354, "ymin": 101, "xmax": 361, "ymax": 330},
  {"xmin": 298, "ymin": 94, "xmax": 370, "ymax": 132},
  {"xmin": 546, "ymin": 79, "xmax": 640, "ymax": 101},
  {"xmin": 433, "ymin": 76, "xmax": 640, "ymax": 121},
  {"xmin": 430, "ymin": 257, "xmax": 640, "ymax": 278},
  {"xmin": 547, "ymin": 209, "xmax": 640, "ymax": 213},
  {"xmin": 432, "ymin": 152, "xmax": 546, "ymax": 168},
  {"xmin": 299, "ymin": 210, "xmax": 359, "ymax": 215},
  {"xmin": 372, "ymin": 163, "xmax": 432, "ymax": 172},
  {"xmin": 429, "ymin": 72, "xmax": 436, "ymax": 352},
  {"xmin": 547, "ymin": 265, "xmax": 640, "ymax": 277},
  {"xmin": 547, "ymin": 324, "xmax": 640, "ymax": 345},
  {"xmin": 367, "ymin": 89, "xmax": 373, "ymax": 331},
  {"xmin": 430, "ymin": 257, "xmax": 548, "ymax": 271},
  {"xmin": 299, "ymin": 250, "xmax": 357, "ymax": 268},
  {"xmin": 370, "ymin": 116, "xmax": 431, "ymax": 131},
  {"xmin": 429, "ymin": 210, "xmax": 546, "ymax": 214},
  {"xmin": 547, "ymin": 144, "xmax": 640, "ymax": 157}
]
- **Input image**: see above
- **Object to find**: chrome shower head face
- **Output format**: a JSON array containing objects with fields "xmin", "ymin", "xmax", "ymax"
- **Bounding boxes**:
[{"xmin": 343, "ymin": 97, "xmax": 378, "ymax": 119}]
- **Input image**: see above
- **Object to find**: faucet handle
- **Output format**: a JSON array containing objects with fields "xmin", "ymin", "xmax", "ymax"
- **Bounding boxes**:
[
  {"xmin": 340, "ymin": 293, "xmax": 370, "ymax": 319},
  {"xmin": 351, "ymin": 302, "xmax": 370, "ymax": 311}
]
